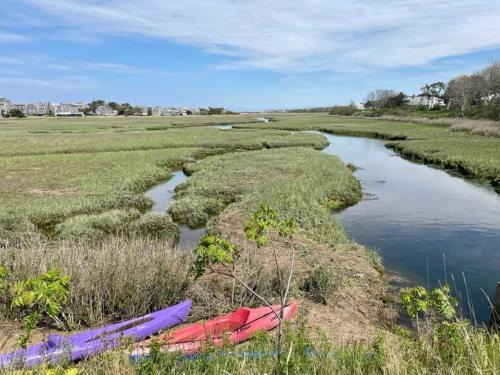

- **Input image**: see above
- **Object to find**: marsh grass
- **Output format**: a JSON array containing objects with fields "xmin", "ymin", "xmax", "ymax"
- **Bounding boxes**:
[
  {"xmin": 378, "ymin": 115, "xmax": 500, "ymax": 137},
  {"xmin": 169, "ymin": 147, "xmax": 362, "ymax": 247},
  {"xmin": 54, "ymin": 210, "xmax": 178, "ymax": 241},
  {"xmin": 0, "ymin": 122, "xmax": 327, "ymax": 241},
  {"xmin": 302, "ymin": 265, "xmax": 342, "ymax": 305}
]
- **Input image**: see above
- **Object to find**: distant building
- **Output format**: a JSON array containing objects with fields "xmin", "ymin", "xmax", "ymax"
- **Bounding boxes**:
[
  {"xmin": 12, "ymin": 104, "xmax": 26, "ymax": 113},
  {"xmin": 152, "ymin": 106, "xmax": 163, "ymax": 116},
  {"xmin": 137, "ymin": 106, "xmax": 149, "ymax": 116},
  {"xmin": 152, "ymin": 106, "xmax": 195, "ymax": 116},
  {"xmin": 95, "ymin": 105, "xmax": 117, "ymax": 116},
  {"xmin": 54, "ymin": 103, "xmax": 84, "ymax": 117},
  {"xmin": 0, "ymin": 98, "xmax": 12, "ymax": 117},
  {"xmin": 481, "ymin": 93, "xmax": 500, "ymax": 103},
  {"xmin": 352, "ymin": 102, "xmax": 365, "ymax": 110},
  {"xmin": 406, "ymin": 95, "xmax": 445, "ymax": 109},
  {"xmin": 25, "ymin": 102, "xmax": 52, "ymax": 116}
]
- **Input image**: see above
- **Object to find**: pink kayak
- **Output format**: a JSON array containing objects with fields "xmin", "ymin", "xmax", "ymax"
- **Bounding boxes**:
[{"xmin": 133, "ymin": 303, "xmax": 297, "ymax": 355}]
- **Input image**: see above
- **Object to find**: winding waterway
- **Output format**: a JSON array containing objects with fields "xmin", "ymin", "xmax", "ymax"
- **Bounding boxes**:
[
  {"xmin": 321, "ymin": 132, "xmax": 500, "ymax": 323},
  {"xmin": 145, "ymin": 170, "xmax": 207, "ymax": 250}
]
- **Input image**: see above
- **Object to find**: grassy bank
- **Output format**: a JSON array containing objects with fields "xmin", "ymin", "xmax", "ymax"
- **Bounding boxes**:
[
  {"xmin": 170, "ymin": 147, "xmax": 362, "ymax": 246},
  {"xmin": 236, "ymin": 114, "xmax": 500, "ymax": 189}
]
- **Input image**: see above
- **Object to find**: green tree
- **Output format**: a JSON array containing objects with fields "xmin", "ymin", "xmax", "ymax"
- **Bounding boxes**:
[
  {"xmin": 8, "ymin": 108, "xmax": 26, "ymax": 118},
  {"xmin": 385, "ymin": 92, "xmax": 408, "ymax": 108},
  {"xmin": 193, "ymin": 205, "xmax": 297, "ymax": 370},
  {"xmin": 421, "ymin": 82, "xmax": 446, "ymax": 98},
  {"xmin": 87, "ymin": 99, "xmax": 105, "ymax": 114},
  {"xmin": 208, "ymin": 107, "xmax": 226, "ymax": 115}
]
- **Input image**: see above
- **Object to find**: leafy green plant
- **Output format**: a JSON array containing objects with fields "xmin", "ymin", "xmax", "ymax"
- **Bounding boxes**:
[
  {"xmin": 10, "ymin": 268, "xmax": 70, "ymax": 347},
  {"xmin": 400, "ymin": 285, "xmax": 457, "ymax": 328},
  {"xmin": 193, "ymin": 205, "xmax": 297, "ymax": 371},
  {"xmin": 0, "ymin": 265, "xmax": 6, "ymax": 291},
  {"xmin": 244, "ymin": 205, "xmax": 297, "ymax": 363}
]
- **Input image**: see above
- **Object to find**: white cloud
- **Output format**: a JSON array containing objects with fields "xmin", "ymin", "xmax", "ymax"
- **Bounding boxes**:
[
  {"xmin": 0, "ymin": 31, "xmax": 31, "ymax": 43},
  {"xmin": 0, "ymin": 75, "xmax": 95, "ymax": 89},
  {"xmin": 0, "ymin": 55, "xmax": 167, "ymax": 75},
  {"xmin": 19, "ymin": 0, "xmax": 500, "ymax": 72}
]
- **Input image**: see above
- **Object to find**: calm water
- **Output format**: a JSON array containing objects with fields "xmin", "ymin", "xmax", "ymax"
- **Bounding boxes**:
[
  {"xmin": 255, "ymin": 117, "xmax": 269, "ymax": 123},
  {"xmin": 212, "ymin": 125, "xmax": 233, "ymax": 129},
  {"xmin": 145, "ymin": 170, "xmax": 207, "ymax": 250},
  {"xmin": 321, "ymin": 133, "xmax": 500, "ymax": 323}
]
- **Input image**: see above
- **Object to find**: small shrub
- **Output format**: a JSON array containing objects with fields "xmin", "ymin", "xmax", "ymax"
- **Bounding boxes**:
[
  {"xmin": 9, "ymin": 268, "xmax": 70, "ymax": 346},
  {"xmin": 55, "ymin": 209, "xmax": 141, "ymax": 240},
  {"xmin": 367, "ymin": 250, "xmax": 384, "ymax": 275},
  {"xmin": 302, "ymin": 265, "xmax": 340, "ymax": 304},
  {"xmin": 130, "ymin": 212, "xmax": 178, "ymax": 239},
  {"xmin": 329, "ymin": 105, "xmax": 357, "ymax": 116}
]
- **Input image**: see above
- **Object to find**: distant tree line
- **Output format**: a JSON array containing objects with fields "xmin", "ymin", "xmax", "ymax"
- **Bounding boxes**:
[
  {"xmin": 84, "ymin": 100, "xmax": 146, "ymax": 116},
  {"xmin": 328, "ymin": 60, "xmax": 500, "ymax": 121},
  {"xmin": 445, "ymin": 61, "xmax": 500, "ymax": 118}
]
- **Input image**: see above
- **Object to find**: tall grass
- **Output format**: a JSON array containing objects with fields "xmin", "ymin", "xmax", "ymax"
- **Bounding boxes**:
[
  {"xmin": 379, "ymin": 115, "xmax": 500, "ymax": 137},
  {"xmin": 15, "ymin": 318, "xmax": 498, "ymax": 374},
  {"xmin": 0, "ymin": 237, "xmax": 192, "ymax": 326}
]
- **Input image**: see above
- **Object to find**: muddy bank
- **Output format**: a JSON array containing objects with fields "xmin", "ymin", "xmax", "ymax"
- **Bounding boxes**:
[{"xmin": 186, "ymin": 206, "xmax": 391, "ymax": 344}]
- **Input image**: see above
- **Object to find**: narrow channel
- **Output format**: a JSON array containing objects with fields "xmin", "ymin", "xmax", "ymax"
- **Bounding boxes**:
[
  {"xmin": 144, "ymin": 170, "xmax": 207, "ymax": 250},
  {"xmin": 321, "ymin": 132, "xmax": 500, "ymax": 324}
]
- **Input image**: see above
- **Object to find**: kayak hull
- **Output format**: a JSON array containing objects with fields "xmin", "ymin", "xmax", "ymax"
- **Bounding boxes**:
[
  {"xmin": 134, "ymin": 303, "xmax": 297, "ymax": 355},
  {"xmin": 140, "ymin": 307, "xmax": 251, "ymax": 347},
  {"xmin": 0, "ymin": 300, "xmax": 192, "ymax": 369}
]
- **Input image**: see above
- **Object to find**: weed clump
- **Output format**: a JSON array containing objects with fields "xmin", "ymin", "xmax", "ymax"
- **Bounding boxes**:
[{"xmin": 302, "ymin": 265, "xmax": 341, "ymax": 304}]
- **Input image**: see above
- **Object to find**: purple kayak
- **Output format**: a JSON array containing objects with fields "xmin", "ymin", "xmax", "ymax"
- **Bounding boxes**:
[{"xmin": 0, "ymin": 300, "xmax": 191, "ymax": 369}]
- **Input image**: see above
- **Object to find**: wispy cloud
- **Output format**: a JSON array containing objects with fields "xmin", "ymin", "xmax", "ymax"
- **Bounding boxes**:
[
  {"xmin": 0, "ymin": 55, "xmax": 168, "ymax": 76},
  {"xmin": 18, "ymin": 0, "xmax": 500, "ymax": 72},
  {"xmin": 0, "ymin": 31, "xmax": 31, "ymax": 43},
  {"xmin": 0, "ymin": 75, "xmax": 95, "ymax": 89}
]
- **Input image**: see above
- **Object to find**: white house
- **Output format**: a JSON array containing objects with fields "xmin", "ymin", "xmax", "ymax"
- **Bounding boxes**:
[
  {"xmin": 12, "ymin": 104, "xmax": 26, "ymax": 113},
  {"xmin": 352, "ymin": 102, "xmax": 365, "ymax": 110},
  {"xmin": 481, "ymin": 93, "xmax": 500, "ymax": 103},
  {"xmin": 54, "ymin": 103, "xmax": 84, "ymax": 117},
  {"xmin": 406, "ymin": 95, "xmax": 445, "ymax": 109},
  {"xmin": 137, "ymin": 106, "xmax": 149, "ymax": 116},
  {"xmin": 152, "ymin": 106, "xmax": 189, "ymax": 116},
  {"xmin": 0, "ymin": 98, "xmax": 12, "ymax": 117},
  {"xmin": 95, "ymin": 105, "xmax": 117, "ymax": 116},
  {"xmin": 25, "ymin": 102, "xmax": 51, "ymax": 116}
]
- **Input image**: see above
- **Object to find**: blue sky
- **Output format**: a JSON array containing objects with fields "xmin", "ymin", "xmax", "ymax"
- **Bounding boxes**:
[{"xmin": 1, "ymin": 0, "xmax": 500, "ymax": 110}]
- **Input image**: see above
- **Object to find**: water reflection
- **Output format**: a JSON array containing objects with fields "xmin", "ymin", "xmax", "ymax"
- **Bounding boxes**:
[
  {"xmin": 321, "ymin": 133, "xmax": 500, "ymax": 323},
  {"xmin": 144, "ymin": 171, "xmax": 207, "ymax": 250}
]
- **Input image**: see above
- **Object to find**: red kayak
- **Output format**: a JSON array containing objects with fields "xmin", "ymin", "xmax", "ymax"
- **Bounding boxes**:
[{"xmin": 134, "ymin": 303, "xmax": 297, "ymax": 355}]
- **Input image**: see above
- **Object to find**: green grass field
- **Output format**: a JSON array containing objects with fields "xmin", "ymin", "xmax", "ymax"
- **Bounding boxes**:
[{"xmin": 0, "ymin": 118, "xmax": 327, "ymax": 240}]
